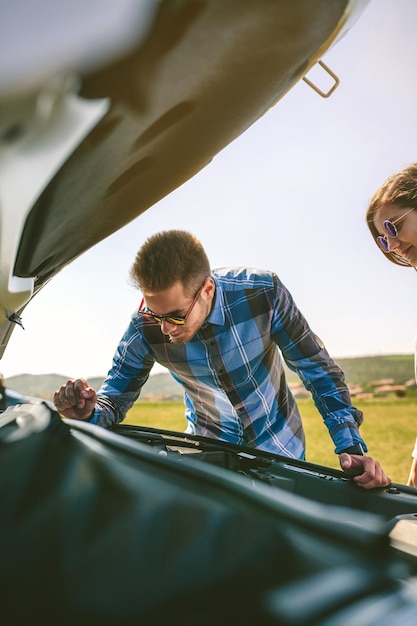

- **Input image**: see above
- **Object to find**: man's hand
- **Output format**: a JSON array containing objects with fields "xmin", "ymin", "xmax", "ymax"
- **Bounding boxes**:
[
  {"xmin": 339, "ymin": 453, "xmax": 391, "ymax": 489},
  {"xmin": 54, "ymin": 378, "xmax": 97, "ymax": 421}
]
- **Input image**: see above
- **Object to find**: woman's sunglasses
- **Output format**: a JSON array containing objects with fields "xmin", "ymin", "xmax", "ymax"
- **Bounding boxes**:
[
  {"xmin": 138, "ymin": 277, "xmax": 209, "ymax": 326},
  {"xmin": 377, "ymin": 208, "xmax": 414, "ymax": 252}
]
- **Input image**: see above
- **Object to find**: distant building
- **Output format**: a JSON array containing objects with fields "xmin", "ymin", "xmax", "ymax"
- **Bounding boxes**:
[
  {"xmin": 374, "ymin": 385, "xmax": 407, "ymax": 397},
  {"xmin": 368, "ymin": 378, "xmax": 395, "ymax": 387}
]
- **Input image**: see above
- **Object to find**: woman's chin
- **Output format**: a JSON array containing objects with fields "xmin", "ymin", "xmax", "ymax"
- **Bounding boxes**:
[{"xmin": 401, "ymin": 249, "xmax": 417, "ymax": 266}]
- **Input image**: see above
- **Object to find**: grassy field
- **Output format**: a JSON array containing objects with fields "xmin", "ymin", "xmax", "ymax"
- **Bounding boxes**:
[{"xmin": 125, "ymin": 393, "xmax": 417, "ymax": 485}]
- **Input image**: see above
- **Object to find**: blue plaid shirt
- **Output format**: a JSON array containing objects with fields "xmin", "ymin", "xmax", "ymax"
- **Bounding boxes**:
[{"xmin": 92, "ymin": 267, "xmax": 366, "ymax": 458}]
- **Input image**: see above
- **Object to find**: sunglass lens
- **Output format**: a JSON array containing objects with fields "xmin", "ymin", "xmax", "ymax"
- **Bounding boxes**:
[
  {"xmin": 384, "ymin": 220, "xmax": 397, "ymax": 237},
  {"xmin": 166, "ymin": 317, "xmax": 185, "ymax": 325},
  {"xmin": 377, "ymin": 236, "xmax": 389, "ymax": 252}
]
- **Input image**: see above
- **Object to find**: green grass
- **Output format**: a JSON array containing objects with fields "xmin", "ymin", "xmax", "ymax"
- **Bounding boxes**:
[
  {"xmin": 125, "ymin": 394, "xmax": 417, "ymax": 485},
  {"xmin": 127, "ymin": 401, "xmax": 188, "ymax": 432}
]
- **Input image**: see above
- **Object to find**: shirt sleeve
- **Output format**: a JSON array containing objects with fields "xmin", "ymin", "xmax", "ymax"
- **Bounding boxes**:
[
  {"xmin": 90, "ymin": 316, "xmax": 155, "ymax": 427},
  {"xmin": 270, "ymin": 273, "xmax": 367, "ymax": 455},
  {"xmin": 412, "ymin": 437, "xmax": 417, "ymax": 459}
]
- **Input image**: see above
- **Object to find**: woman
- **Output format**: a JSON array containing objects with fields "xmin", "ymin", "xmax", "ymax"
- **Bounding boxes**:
[{"xmin": 366, "ymin": 163, "xmax": 417, "ymax": 487}]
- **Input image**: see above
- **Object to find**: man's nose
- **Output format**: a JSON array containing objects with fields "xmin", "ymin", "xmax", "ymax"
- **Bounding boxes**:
[{"xmin": 160, "ymin": 319, "xmax": 177, "ymax": 334}]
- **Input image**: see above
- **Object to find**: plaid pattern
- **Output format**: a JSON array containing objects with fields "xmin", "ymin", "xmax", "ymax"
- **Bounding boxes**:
[{"xmin": 92, "ymin": 267, "xmax": 366, "ymax": 458}]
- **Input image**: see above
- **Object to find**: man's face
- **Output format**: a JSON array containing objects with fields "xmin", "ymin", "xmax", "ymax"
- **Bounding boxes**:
[{"xmin": 142, "ymin": 279, "xmax": 214, "ymax": 343}]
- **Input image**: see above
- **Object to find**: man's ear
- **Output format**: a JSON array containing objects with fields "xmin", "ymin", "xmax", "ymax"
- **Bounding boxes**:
[{"xmin": 203, "ymin": 277, "xmax": 215, "ymax": 300}]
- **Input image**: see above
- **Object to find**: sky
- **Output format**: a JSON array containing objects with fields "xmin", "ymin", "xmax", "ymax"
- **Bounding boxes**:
[{"xmin": 2, "ymin": 0, "xmax": 417, "ymax": 380}]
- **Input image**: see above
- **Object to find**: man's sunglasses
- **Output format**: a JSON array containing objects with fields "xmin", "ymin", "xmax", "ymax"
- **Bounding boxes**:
[
  {"xmin": 377, "ymin": 208, "xmax": 414, "ymax": 252},
  {"xmin": 138, "ymin": 277, "xmax": 209, "ymax": 326}
]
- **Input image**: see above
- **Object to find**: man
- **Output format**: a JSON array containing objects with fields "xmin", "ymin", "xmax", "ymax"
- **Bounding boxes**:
[{"xmin": 55, "ymin": 229, "xmax": 390, "ymax": 489}]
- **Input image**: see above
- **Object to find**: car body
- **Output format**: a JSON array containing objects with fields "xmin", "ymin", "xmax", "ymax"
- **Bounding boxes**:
[{"xmin": 2, "ymin": 1, "xmax": 417, "ymax": 624}]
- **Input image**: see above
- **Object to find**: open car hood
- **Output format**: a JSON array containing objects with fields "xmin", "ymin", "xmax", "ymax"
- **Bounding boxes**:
[
  {"xmin": 0, "ymin": 0, "xmax": 370, "ymax": 356},
  {"xmin": 1, "ymin": 402, "xmax": 417, "ymax": 624}
]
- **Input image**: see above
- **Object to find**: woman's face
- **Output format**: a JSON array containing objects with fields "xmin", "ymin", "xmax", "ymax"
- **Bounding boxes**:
[{"xmin": 374, "ymin": 205, "xmax": 417, "ymax": 266}]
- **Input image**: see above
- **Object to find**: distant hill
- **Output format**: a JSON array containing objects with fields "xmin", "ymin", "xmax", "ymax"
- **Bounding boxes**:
[
  {"xmin": 328, "ymin": 354, "xmax": 415, "ymax": 386},
  {"xmin": 3, "ymin": 354, "xmax": 415, "ymax": 402},
  {"xmin": 3, "ymin": 374, "xmax": 106, "ymax": 402}
]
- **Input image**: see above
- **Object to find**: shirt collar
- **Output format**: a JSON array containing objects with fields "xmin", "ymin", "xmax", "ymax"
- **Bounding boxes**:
[{"xmin": 205, "ymin": 275, "xmax": 225, "ymax": 326}]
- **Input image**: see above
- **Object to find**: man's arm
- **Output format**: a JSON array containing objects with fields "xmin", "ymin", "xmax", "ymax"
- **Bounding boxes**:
[
  {"xmin": 55, "ymin": 316, "xmax": 155, "ymax": 427},
  {"xmin": 270, "ymin": 274, "xmax": 390, "ymax": 488}
]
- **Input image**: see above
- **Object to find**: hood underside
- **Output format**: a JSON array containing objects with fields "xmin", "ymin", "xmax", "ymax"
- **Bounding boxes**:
[{"xmin": 0, "ymin": 0, "xmax": 369, "ymax": 355}]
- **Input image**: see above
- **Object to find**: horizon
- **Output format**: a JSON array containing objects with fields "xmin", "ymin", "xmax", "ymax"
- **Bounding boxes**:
[{"xmin": 4, "ymin": 350, "xmax": 414, "ymax": 381}]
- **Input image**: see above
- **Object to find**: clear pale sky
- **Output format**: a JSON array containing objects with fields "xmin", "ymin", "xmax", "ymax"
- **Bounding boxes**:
[{"xmin": 2, "ymin": 0, "xmax": 417, "ymax": 379}]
